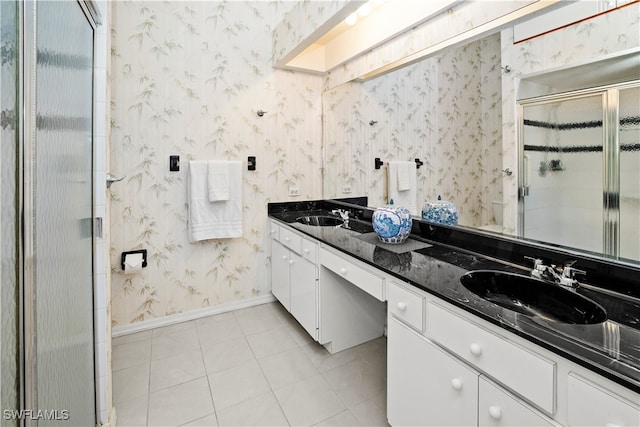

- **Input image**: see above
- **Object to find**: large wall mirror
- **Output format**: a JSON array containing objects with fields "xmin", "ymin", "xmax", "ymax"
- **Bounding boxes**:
[{"xmin": 322, "ymin": 2, "xmax": 640, "ymax": 265}]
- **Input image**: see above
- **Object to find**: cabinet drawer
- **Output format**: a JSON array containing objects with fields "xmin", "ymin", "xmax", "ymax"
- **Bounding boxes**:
[
  {"xmin": 479, "ymin": 377, "xmax": 558, "ymax": 427},
  {"xmin": 388, "ymin": 282, "xmax": 425, "ymax": 332},
  {"xmin": 269, "ymin": 220, "xmax": 280, "ymax": 241},
  {"xmin": 279, "ymin": 226, "xmax": 302, "ymax": 253},
  {"xmin": 567, "ymin": 372, "xmax": 640, "ymax": 427},
  {"xmin": 301, "ymin": 237, "xmax": 318, "ymax": 264},
  {"xmin": 320, "ymin": 247, "xmax": 384, "ymax": 301},
  {"xmin": 427, "ymin": 302, "xmax": 556, "ymax": 414}
]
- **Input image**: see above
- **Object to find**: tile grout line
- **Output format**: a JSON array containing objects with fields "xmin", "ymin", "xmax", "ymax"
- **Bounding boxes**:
[
  {"xmin": 195, "ymin": 319, "xmax": 220, "ymax": 427},
  {"xmin": 246, "ymin": 303, "xmax": 295, "ymax": 426}
]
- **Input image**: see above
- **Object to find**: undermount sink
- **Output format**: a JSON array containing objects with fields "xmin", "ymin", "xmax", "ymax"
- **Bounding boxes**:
[
  {"xmin": 460, "ymin": 270, "xmax": 607, "ymax": 325},
  {"xmin": 295, "ymin": 215, "xmax": 374, "ymax": 233},
  {"xmin": 295, "ymin": 215, "xmax": 343, "ymax": 227}
]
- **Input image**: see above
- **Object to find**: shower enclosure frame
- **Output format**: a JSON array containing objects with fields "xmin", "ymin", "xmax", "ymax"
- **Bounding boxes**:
[
  {"xmin": 517, "ymin": 79, "xmax": 640, "ymax": 260},
  {"xmin": 18, "ymin": 1, "xmax": 102, "ymax": 425}
]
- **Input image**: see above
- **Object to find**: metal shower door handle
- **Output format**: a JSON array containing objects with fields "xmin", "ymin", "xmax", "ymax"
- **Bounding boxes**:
[{"xmin": 106, "ymin": 173, "xmax": 125, "ymax": 188}]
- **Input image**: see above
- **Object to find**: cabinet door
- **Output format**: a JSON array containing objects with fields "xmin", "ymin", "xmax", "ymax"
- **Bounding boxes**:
[
  {"xmin": 567, "ymin": 373, "xmax": 640, "ymax": 427},
  {"xmin": 290, "ymin": 253, "xmax": 318, "ymax": 340},
  {"xmin": 479, "ymin": 377, "xmax": 557, "ymax": 427},
  {"xmin": 271, "ymin": 240, "xmax": 291, "ymax": 311},
  {"xmin": 388, "ymin": 318, "xmax": 478, "ymax": 427}
]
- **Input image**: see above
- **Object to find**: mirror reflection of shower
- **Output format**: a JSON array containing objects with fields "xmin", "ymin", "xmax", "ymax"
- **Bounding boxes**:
[{"xmin": 518, "ymin": 82, "xmax": 640, "ymax": 263}]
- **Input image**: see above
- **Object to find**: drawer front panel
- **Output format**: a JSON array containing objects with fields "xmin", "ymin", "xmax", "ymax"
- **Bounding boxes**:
[
  {"xmin": 427, "ymin": 302, "xmax": 556, "ymax": 414},
  {"xmin": 301, "ymin": 237, "xmax": 319, "ymax": 264},
  {"xmin": 479, "ymin": 377, "xmax": 558, "ymax": 427},
  {"xmin": 279, "ymin": 226, "xmax": 302, "ymax": 254},
  {"xmin": 388, "ymin": 282, "xmax": 425, "ymax": 332},
  {"xmin": 320, "ymin": 247, "xmax": 384, "ymax": 301},
  {"xmin": 270, "ymin": 220, "xmax": 280, "ymax": 241}
]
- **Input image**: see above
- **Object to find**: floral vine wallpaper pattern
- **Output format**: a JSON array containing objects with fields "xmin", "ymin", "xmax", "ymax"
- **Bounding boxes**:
[
  {"xmin": 109, "ymin": 1, "xmax": 639, "ymax": 328},
  {"xmin": 110, "ymin": 1, "xmax": 323, "ymax": 326},
  {"xmin": 323, "ymin": 34, "xmax": 503, "ymax": 228}
]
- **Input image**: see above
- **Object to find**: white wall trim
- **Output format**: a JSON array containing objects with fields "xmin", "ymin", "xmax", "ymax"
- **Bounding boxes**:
[{"xmin": 112, "ymin": 294, "xmax": 277, "ymax": 337}]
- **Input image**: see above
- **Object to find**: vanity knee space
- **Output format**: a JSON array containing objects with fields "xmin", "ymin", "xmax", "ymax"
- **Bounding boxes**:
[{"xmin": 269, "ymin": 219, "xmax": 386, "ymax": 354}]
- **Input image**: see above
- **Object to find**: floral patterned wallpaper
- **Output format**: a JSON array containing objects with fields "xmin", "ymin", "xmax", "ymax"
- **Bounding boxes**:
[
  {"xmin": 110, "ymin": 1, "xmax": 323, "ymax": 326},
  {"xmin": 323, "ymin": 34, "xmax": 503, "ymax": 228},
  {"xmin": 272, "ymin": 0, "xmax": 353, "ymax": 67}
]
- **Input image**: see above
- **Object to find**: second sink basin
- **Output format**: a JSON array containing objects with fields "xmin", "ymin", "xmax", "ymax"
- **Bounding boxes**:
[
  {"xmin": 460, "ymin": 270, "xmax": 607, "ymax": 325},
  {"xmin": 295, "ymin": 215, "xmax": 374, "ymax": 233},
  {"xmin": 295, "ymin": 215, "xmax": 343, "ymax": 227}
]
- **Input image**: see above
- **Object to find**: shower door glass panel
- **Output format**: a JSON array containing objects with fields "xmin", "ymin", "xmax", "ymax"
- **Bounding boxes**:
[
  {"xmin": 619, "ymin": 86, "xmax": 640, "ymax": 262},
  {"xmin": 1, "ymin": 0, "xmax": 19, "ymax": 424},
  {"xmin": 33, "ymin": 1, "xmax": 95, "ymax": 424},
  {"xmin": 521, "ymin": 94, "xmax": 604, "ymax": 253}
]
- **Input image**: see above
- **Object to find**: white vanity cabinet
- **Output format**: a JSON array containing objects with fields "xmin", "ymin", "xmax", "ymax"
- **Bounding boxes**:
[
  {"xmin": 567, "ymin": 373, "xmax": 640, "ymax": 427},
  {"xmin": 269, "ymin": 220, "xmax": 319, "ymax": 340},
  {"xmin": 387, "ymin": 281, "xmax": 556, "ymax": 427},
  {"xmin": 388, "ymin": 317, "xmax": 479, "ymax": 427},
  {"xmin": 269, "ymin": 220, "xmax": 386, "ymax": 351},
  {"xmin": 386, "ymin": 281, "xmax": 640, "ymax": 427}
]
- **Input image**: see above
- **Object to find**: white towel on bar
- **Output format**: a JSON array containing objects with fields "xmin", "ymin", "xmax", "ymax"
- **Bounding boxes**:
[
  {"xmin": 207, "ymin": 160, "xmax": 230, "ymax": 201},
  {"xmin": 189, "ymin": 160, "xmax": 242, "ymax": 241},
  {"xmin": 396, "ymin": 161, "xmax": 412, "ymax": 191},
  {"xmin": 388, "ymin": 161, "xmax": 418, "ymax": 215}
]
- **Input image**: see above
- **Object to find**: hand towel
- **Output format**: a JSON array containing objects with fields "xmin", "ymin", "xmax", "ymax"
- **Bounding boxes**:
[
  {"xmin": 207, "ymin": 160, "xmax": 230, "ymax": 201},
  {"xmin": 189, "ymin": 160, "xmax": 242, "ymax": 241},
  {"xmin": 388, "ymin": 161, "xmax": 418, "ymax": 215},
  {"xmin": 396, "ymin": 161, "xmax": 412, "ymax": 191}
]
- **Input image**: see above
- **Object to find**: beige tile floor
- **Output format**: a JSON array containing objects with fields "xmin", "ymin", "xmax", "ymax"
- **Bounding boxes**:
[{"xmin": 112, "ymin": 302, "xmax": 389, "ymax": 427}]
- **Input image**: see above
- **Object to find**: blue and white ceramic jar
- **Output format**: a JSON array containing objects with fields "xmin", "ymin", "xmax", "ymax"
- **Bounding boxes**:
[
  {"xmin": 372, "ymin": 205, "xmax": 412, "ymax": 244},
  {"xmin": 421, "ymin": 196, "xmax": 458, "ymax": 226}
]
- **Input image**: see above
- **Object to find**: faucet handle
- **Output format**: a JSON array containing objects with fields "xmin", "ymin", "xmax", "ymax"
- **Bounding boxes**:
[
  {"xmin": 524, "ymin": 256, "xmax": 543, "ymax": 269},
  {"xmin": 562, "ymin": 265, "xmax": 586, "ymax": 279},
  {"xmin": 525, "ymin": 256, "xmax": 546, "ymax": 279},
  {"xmin": 559, "ymin": 264, "xmax": 586, "ymax": 288}
]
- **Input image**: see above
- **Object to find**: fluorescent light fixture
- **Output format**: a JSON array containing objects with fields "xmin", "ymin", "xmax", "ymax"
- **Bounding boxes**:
[
  {"xmin": 345, "ymin": 12, "xmax": 358, "ymax": 26},
  {"xmin": 358, "ymin": 3, "xmax": 372, "ymax": 17}
]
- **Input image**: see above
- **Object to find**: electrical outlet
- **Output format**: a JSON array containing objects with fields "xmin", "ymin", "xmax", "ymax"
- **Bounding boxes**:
[
  {"xmin": 342, "ymin": 185, "xmax": 352, "ymax": 194},
  {"xmin": 288, "ymin": 187, "xmax": 300, "ymax": 197}
]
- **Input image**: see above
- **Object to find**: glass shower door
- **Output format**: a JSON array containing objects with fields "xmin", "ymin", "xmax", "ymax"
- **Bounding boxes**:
[
  {"xmin": 619, "ymin": 86, "xmax": 640, "ymax": 261},
  {"xmin": 27, "ymin": 1, "xmax": 95, "ymax": 424},
  {"xmin": 1, "ymin": 1, "xmax": 19, "ymax": 424},
  {"xmin": 519, "ymin": 82, "xmax": 640, "ymax": 262},
  {"xmin": 520, "ymin": 94, "xmax": 605, "ymax": 254}
]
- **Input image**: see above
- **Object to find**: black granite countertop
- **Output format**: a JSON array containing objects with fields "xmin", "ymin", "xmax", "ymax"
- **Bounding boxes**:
[{"xmin": 268, "ymin": 199, "xmax": 640, "ymax": 395}]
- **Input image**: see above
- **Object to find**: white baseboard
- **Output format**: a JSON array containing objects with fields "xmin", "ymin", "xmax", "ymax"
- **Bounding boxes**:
[{"xmin": 112, "ymin": 294, "xmax": 276, "ymax": 337}]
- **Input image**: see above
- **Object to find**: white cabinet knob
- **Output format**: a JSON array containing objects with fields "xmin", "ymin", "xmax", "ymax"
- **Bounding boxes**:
[
  {"xmin": 303, "ymin": 248, "xmax": 310, "ymax": 253},
  {"xmin": 339, "ymin": 268, "xmax": 347, "ymax": 275},
  {"xmin": 271, "ymin": 229, "xmax": 276, "ymax": 234},
  {"xmin": 488, "ymin": 406, "xmax": 502, "ymax": 420},
  {"xmin": 284, "ymin": 237, "xmax": 290, "ymax": 242},
  {"xmin": 396, "ymin": 302, "xmax": 407, "ymax": 312},
  {"xmin": 281, "ymin": 255, "xmax": 288, "ymax": 260},
  {"xmin": 450, "ymin": 378, "xmax": 463, "ymax": 391},
  {"xmin": 469, "ymin": 343, "xmax": 482, "ymax": 357},
  {"xmin": 289, "ymin": 260, "xmax": 294, "ymax": 265}
]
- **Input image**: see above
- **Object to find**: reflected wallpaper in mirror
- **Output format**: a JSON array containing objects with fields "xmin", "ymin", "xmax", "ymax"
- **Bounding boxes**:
[{"xmin": 323, "ymin": 33, "xmax": 503, "ymax": 229}]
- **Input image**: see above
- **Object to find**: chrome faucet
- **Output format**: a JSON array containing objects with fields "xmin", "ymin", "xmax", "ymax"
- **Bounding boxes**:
[
  {"xmin": 525, "ymin": 257, "xmax": 586, "ymax": 289},
  {"xmin": 331, "ymin": 209, "xmax": 350, "ymax": 228}
]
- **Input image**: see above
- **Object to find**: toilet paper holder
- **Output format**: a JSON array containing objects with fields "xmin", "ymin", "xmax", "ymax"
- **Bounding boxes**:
[{"xmin": 121, "ymin": 249, "xmax": 148, "ymax": 271}]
